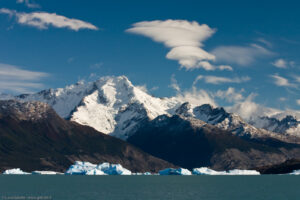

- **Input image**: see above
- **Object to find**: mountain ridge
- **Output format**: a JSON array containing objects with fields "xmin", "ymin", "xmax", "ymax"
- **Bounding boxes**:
[{"xmin": 1, "ymin": 75, "xmax": 299, "ymax": 142}]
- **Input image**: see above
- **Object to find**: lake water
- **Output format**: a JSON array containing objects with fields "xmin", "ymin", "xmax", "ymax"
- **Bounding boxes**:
[{"xmin": 0, "ymin": 175, "xmax": 299, "ymax": 200}]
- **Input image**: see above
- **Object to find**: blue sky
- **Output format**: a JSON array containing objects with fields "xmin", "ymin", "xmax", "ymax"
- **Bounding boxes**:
[{"xmin": 0, "ymin": 0, "xmax": 300, "ymax": 111}]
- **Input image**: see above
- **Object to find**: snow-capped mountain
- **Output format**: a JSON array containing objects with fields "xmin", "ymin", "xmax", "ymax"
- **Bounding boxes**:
[
  {"xmin": 2, "ymin": 75, "xmax": 299, "ymax": 141},
  {"xmin": 249, "ymin": 115, "xmax": 300, "ymax": 137},
  {"xmin": 12, "ymin": 76, "xmax": 181, "ymax": 139},
  {"xmin": 174, "ymin": 102, "xmax": 299, "ymax": 143}
]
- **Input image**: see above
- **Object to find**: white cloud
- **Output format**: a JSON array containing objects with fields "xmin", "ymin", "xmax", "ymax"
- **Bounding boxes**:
[
  {"xmin": 256, "ymin": 38, "xmax": 272, "ymax": 48},
  {"xmin": 214, "ymin": 87, "xmax": 244, "ymax": 103},
  {"xmin": 211, "ymin": 44, "xmax": 273, "ymax": 66},
  {"xmin": 90, "ymin": 62, "xmax": 103, "ymax": 69},
  {"xmin": 270, "ymin": 74, "xmax": 295, "ymax": 87},
  {"xmin": 169, "ymin": 74, "xmax": 181, "ymax": 92},
  {"xmin": 169, "ymin": 74, "xmax": 216, "ymax": 106},
  {"xmin": 297, "ymin": 99, "xmax": 300, "ymax": 105},
  {"xmin": 16, "ymin": 0, "xmax": 40, "ymax": 8},
  {"xmin": 0, "ymin": 63, "xmax": 49, "ymax": 93},
  {"xmin": 218, "ymin": 65, "xmax": 233, "ymax": 71},
  {"xmin": 279, "ymin": 97, "xmax": 287, "ymax": 102},
  {"xmin": 126, "ymin": 20, "xmax": 230, "ymax": 70},
  {"xmin": 136, "ymin": 84, "xmax": 148, "ymax": 93},
  {"xmin": 193, "ymin": 75, "xmax": 250, "ymax": 85},
  {"xmin": 272, "ymin": 58, "xmax": 288, "ymax": 68},
  {"xmin": 150, "ymin": 86, "xmax": 159, "ymax": 91},
  {"xmin": 294, "ymin": 75, "xmax": 300, "ymax": 83},
  {"xmin": 0, "ymin": 8, "xmax": 98, "ymax": 31},
  {"xmin": 226, "ymin": 93, "xmax": 281, "ymax": 120},
  {"xmin": 176, "ymin": 87, "xmax": 217, "ymax": 107}
]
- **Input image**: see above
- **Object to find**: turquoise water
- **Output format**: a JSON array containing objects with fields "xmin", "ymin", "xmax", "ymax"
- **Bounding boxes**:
[{"xmin": 0, "ymin": 175, "xmax": 299, "ymax": 200}]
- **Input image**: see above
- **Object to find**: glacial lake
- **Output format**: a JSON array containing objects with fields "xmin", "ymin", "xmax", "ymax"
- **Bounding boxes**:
[{"xmin": 0, "ymin": 175, "xmax": 299, "ymax": 200}]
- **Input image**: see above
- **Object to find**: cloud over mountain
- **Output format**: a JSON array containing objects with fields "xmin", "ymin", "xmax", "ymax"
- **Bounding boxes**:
[
  {"xmin": 0, "ymin": 63, "xmax": 49, "ymax": 93},
  {"xmin": 16, "ymin": 0, "xmax": 40, "ymax": 8},
  {"xmin": 126, "ymin": 20, "xmax": 230, "ymax": 70},
  {"xmin": 212, "ymin": 44, "xmax": 273, "ymax": 66},
  {"xmin": 193, "ymin": 75, "xmax": 250, "ymax": 85}
]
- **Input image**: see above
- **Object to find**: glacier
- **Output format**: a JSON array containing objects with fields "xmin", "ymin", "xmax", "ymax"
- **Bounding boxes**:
[
  {"xmin": 159, "ymin": 168, "xmax": 192, "ymax": 175},
  {"xmin": 192, "ymin": 167, "xmax": 260, "ymax": 175},
  {"xmin": 65, "ymin": 161, "xmax": 132, "ymax": 175}
]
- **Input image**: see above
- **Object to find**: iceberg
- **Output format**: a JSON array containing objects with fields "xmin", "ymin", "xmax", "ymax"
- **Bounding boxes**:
[
  {"xmin": 65, "ymin": 161, "xmax": 132, "ymax": 175},
  {"xmin": 65, "ymin": 161, "xmax": 97, "ymax": 175},
  {"xmin": 290, "ymin": 170, "xmax": 300, "ymax": 175},
  {"xmin": 96, "ymin": 163, "xmax": 131, "ymax": 175},
  {"xmin": 3, "ymin": 168, "xmax": 30, "ymax": 175},
  {"xmin": 192, "ymin": 167, "xmax": 260, "ymax": 175},
  {"xmin": 159, "ymin": 168, "xmax": 192, "ymax": 175},
  {"xmin": 32, "ymin": 171, "xmax": 63, "ymax": 175},
  {"xmin": 132, "ymin": 172, "xmax": 152, "ymax": 175},
  {"xmin": 85, "ymin": 169, "xmax": 106, "ymax": 175},
  {"xmin": 227, "ymin": 169, "xmax": 260, "ymax": 175},
  {"xmin": 193, "ymin": 167, "xmax": 227, "ymax": 175}
]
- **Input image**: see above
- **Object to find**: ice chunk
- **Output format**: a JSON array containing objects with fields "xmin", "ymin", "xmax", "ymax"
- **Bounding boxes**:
[
  {"xmin": 227, "ymin": 169, "xmax": 260, "ymax": 175},
  {"xmin": 32, "ymin": 171, "xmax": 63, "ymax": 175},
  {"xmin": 290, "ymin": 170, "xmax": 300, "ymax": 175},
  {"xmin": 65, "ymin": 161, "xmax": 132, "ymax": 175},
  {"xmin": 193, "ymin": 167, "xmax": 260, "ymax": 175},
  {"xmin": 96, "ymin": 163, "xmax": 131, "ymax": 175},
  {"xmin": 159, "ymin": 168, "xmax": 192, "ymax": 175},
  {"xmin": 193, "ymin": 167, "xmax": 227, "ymax": 175},
  {"xmin": 3, "ymin": 168, "xmax": 30, "ymax": 175},
  {"xmin": 65, "ymin": 161, "xmax": 97, "ymax": 175},
  {"xmin": 85, "ymin": 169, "xmax": 106, "ymax": 175}
]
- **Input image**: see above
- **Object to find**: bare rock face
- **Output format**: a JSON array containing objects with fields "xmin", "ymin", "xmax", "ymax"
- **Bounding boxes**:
[{"xmin": 0, "ymin": 100, "xmax": 53, "ymax": 121}]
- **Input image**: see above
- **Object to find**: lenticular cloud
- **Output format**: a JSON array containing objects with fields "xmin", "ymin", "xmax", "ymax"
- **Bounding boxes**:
[{"xmin": 126, "ymin": 20, "xmax": 228, "ymax": 70}]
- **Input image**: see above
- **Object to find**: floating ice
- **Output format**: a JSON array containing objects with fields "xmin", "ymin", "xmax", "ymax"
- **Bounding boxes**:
[
  {"xmin": 290, "ymin": 170, "xmax": 300, "ymax": 175},
  {"xmin": 85, "ymin": 169, "xmax": 106, "ymax": 175},
  {"xmin": 3, "ymin": 168, "xmax": 30, "ymax": 175},
  {"xmin": 227, "ymin": 169, "xmax": 260, "ymax": 175},
  {"xmin": 32, "ymin": 171, "xmax": 63, "ymax": 175},
  {"xmin": 96, "ymin": 163, "xmax": 131, "ymax": 175},
  {"xmin": 159, "ymin": 168, "xmax": 192, "ymax": 175},
  {"xmin": 65, "ymin": 161, "xmax": 131, "ymax": 175},
  {"xmin": 65, "ymin": 161, "xmax": 97, "ymax": 175},
  {"xmin": 192, "ymin": 167, "xmax": 260, "ymax": 175},
  {"xmin": 193, "ymin": 167, "xmax": 227, "ymax": 175}
]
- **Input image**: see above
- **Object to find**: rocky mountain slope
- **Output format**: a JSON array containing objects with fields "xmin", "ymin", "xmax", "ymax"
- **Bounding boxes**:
[
  {"xmin": 175, "ymin": 103, "xmax": 300, "ymax": 144},
  {"xmin": 128, "ymin": 114, "xmax": 300, "ymax": 170},
  {"xmin": 249, "ymin": 115, "xmax": 300, "ymax": 137},
  {"xmin": 2, "ymin": 75, "xmax": 299, "ymax": 141},
  {"xmin": 0, "ymin": 100, "xmax": 174, "ymax": 173}
]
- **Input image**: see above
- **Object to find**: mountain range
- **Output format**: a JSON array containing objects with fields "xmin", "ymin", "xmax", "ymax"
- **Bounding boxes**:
[
  {"xmin": 1, "ymin": 75, "xmax": 300, "ymax": 173},
  {"xmin": 2, "ymin": 76, "xmax": 298, "ymax": 141}
]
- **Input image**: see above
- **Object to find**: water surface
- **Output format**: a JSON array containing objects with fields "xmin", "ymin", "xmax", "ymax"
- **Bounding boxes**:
[{"xmin": 0, "ymin": 175, "xmax": 299, "ymax": 200}]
